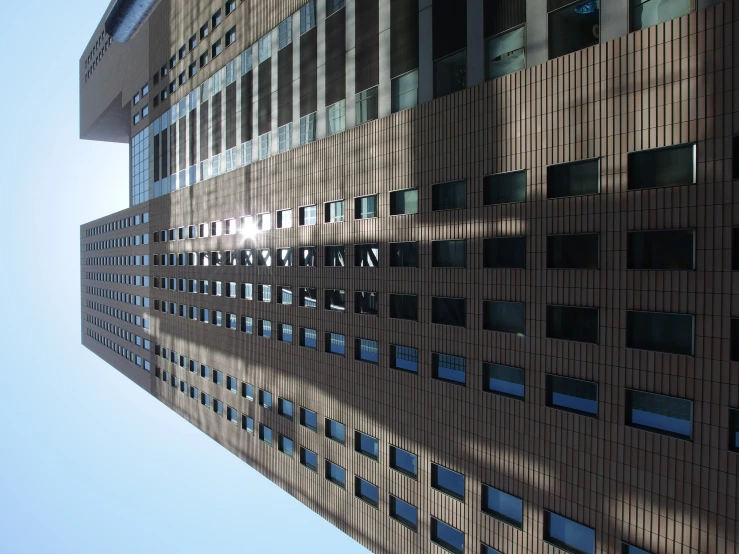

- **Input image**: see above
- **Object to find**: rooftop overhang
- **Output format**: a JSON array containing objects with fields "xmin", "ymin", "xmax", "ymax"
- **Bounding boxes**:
[{"xmin": 105, "ymin": 0, "xmax": 158, "ymax": 42}]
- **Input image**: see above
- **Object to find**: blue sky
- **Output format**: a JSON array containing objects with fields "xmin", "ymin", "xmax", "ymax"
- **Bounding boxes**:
[{"xmin": 0, "ymin": 2, "xmax": 368, "ymax": 553}]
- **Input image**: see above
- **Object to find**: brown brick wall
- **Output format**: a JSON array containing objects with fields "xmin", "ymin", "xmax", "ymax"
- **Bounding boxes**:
[{"xmin": 82, "ymin": 2, "xmax": 739, "ymax": 553}]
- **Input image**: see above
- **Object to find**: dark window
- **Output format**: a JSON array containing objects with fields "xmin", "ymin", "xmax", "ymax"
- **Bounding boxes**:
[
  {"xmin": 432, "ymin": 240, "xmax": 466, "ymax": 268},
  {"xmin": 483, "ymin": 363, "xmax": 525, "ymax": 399},
  {"xmin": 482, "ymin": 484, "xmax": 523, "ymax": 528},
  {"xmin": 546, "ymin": 305, "xmax": 599, "ymax": 344},
  {"xmin": 325, "ymin": 418, "xmax": 346, "ymax": 444},
  {"xmin": 431, "ymin": 464, "xmax": 465, "ymax": 501},
  {"xmin": 212, "ymin": 8, "xmax": 222, "ymax": 27},
  {"xmin": 546, "ymin": 375, "xmax": 599, "ymax": 417},
  {"xmin": 548, "ymin": 0, "xmax": 600, "ymax": 60},
  {"xmin": 355, "ymin": 194, "xmax": 378, "ymax": 219},
  {"xmin": 432, "ymin": 180, "xmax": 466, "ymax": 211},
  {"xmin": 547, "ymin": 159, "xmax": 600, "ymax": 198},
  {"xmin": 628, "ymin": 143, "xmax": 695, "ymax": 190},
  {"xmin": 483, "ymin": 301, "xmax": 525, "ymax": 334},
  {"xmin": 325, "ymin": 200, "xmax": 345, "ymax": 222},
  {"xmin": 432, "ymin": 352, "xmax": 466, "ymax": 385},
  {"xmin": 729, "ymin": 409, "xmax": 739, "ymax": 452},
  {"xmin": 390, "ymin": 188, "xmax": 419, "ymax": 215},
  {"xmin": 242, "ymin": 383, "xmax": 254, "ymax": 400},
  {"xmin": 325, "ymin": 289, "xmax": 346, "ymax": 311},
  {"xmin": 434, "ymin": 49, "xmax": 467, "ymax": 98},
  {"xmin": 299, "ymin": 288, "xmax": 318, "ymax": 308},
  {"xmin": 732, "ymin": 319, "xmax": 739, "ymax": 362},
  {"xmin": 300, "ymin": 447, "xmax": 318, "ymax": 471},
  {"xmin": 483, "ymin": 170, "xmax": 526, "ymax": 205},
  {"xmin": 389, "ymin": 446, "xmax": 417, "ymax": 478},
  {"xmin": 628, "ymin": 230, "xmax": 694, "ymax": 270},
  {"xmin": 325, "ymin": 245, "xmax": 346, "ymax": 266},
  {"xmin": 547, "ymin": 233, "xmax": 600, "ymax": 269},
  {"xmin": 355, "ymin": 243, "xmax": 379, "ymax": 267},
  {"xmin": 431, "ymin": 518, "xmax": 465, "ymax": 554},
  {"xmin": 355, "ymin": 291, "xmax": 378, "ymax": 315},
  {"xmin": 544, "ymin": 511, "xmax": 595, "ymax": 554},
  {"xmin": 432, "ymin": 297, "xmax": 466, "ymax": 327},
  {"xmin": 299, "ymin": 246, "xmax": 317, "ymax": 267},
  {"xmin": 389, "ymin": 496, "xmax": 417, "ymax": 531},
  {"xmin": 391, "ymin": 345, "xmax": 418, "ymax": 374},
  {"xmin": 483, "ymin": 237, "xmax": 526, "ymax": 268},
  {"xmin": 626, "ymin": 311, "xmax": 693, "ymax": 355},
  {"xmin": 355, "ymin": 477, "xmax": 379, "ymax": 507},
  {"xmin": 734, "ymin": 136, "xmax": 739, "ymax": 180},
  {"xmin": 389, "ymin": 294, "xmax": 418, "ymax": 321},
  {"xmin": 325, "ymin": 460, "xmax": 346, "ymax": 488},
  {"xmin": 355, "ymin": 432, "xmax": 379, "ymax": 460},
  {"xmin": 389, "ymin": 242, "xmax": 419, "ymax": 267},
  {"xmin": 300, "ymin": 407, "xmax": 318, "ymax": 431},
  {"xmin": 327, "ymin": 0, "xmax": 346, "ymax": 17},
  {"xmin": 200, "ymin": 23, "xmax": 209, "ymax": 39},
  {"xmin": 626, "ymin": 390, "xmax": 692, "ymax": 439}
]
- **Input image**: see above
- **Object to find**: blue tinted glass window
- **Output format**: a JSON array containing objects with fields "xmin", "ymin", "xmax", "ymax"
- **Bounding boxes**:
[
  {"xmin": 392, "ymin": 345, "xmax": 418, "ymax": 373},
  {"xmin": 431, "ymin": 518, "xmax": 465, "ymax": 554},
  {"xmin": 431, "ymin": 464, "xmax": 465, "ymax": 500},
  {"xmin": 484, "ymin": 363, "xmax": 525, "ymax": 399},
  {"xmin": 433, "ymin": 353, "xmax": 466, "ymax": 385},
  {"xmin": 355, "ymin": 477, "xmax": 379, "ymax": 507},
  {"xmin": 355, "ymin": 432, "xmax": 379, "ymax": 459},
  {"xmin": 325, "ymin": 419, "xmax": 346, "ymax": 443},
  {"xmin": 627, "ymin": 390, "xmax": 692, "ymax": 439},
  {"xmin": 547, "ymin": 375, "xmax": 598, "ymax": 417},
  {"xmin": 278, "ymin": 435, "xmax": 294, "ymax": 457},
  {"xmin": 545, "ymin": 512, "xmax": 595, "ymax": 554},
  {"xmin": 358, "ymin": 338, "xmax": 379, "ymax": 363},
  {"xmin": 279, "ymin": 398, "xmax": 294, "ymax": 419},
  {"xmin": 482, "ymin": 484, "xmax": 523, "ymax": 528},
  {"xmin": 300, "ymin": 447, "xmax": 318, "ymax": 470},
  {"xmin": 481, "ymin": 546, "xmax": 502, "ymax": 554},
  {"xmin": 389, "ymin": 496, "xmax": 417, "ymax": 530},
  {"xmin": 302, "ymin": 327, "xmax": 317, "ymax": 348},
  {"xmin": 327, "ymin": 332, "xmax": 345, "ymax": 355},
  {"xmin": 325, "ymin": 461, "xmax": 346, "ymax": 487},
  {"xmin": 242, "ymin": 415, "xmax": 254, "ymax": 433},
  {"xmin": 730, "ymin": 409, "xmax": 739, "ymax": 452},
  {"xmin": 623, "ymin": 545, "xmax": 651, "ymax": 554},
  {"xmin": 259, "ymin": 424, "xmax": 273, "ymax": 444},
  {"xmin": 301, "ymin": 408, "xmax": 318, "ymax": 431},
  {"xmin": 390, "ymin": 446, "xmax": 417, "ymax": 477},
  {"xmin": 259, "ymin": 390, "xmax": 273, "ymax": 409}
]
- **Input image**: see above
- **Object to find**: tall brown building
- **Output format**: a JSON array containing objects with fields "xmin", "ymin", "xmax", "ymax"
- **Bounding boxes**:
[{"xmin": 80, "ymin": 0, "xmax": 739, "ymax": 552}]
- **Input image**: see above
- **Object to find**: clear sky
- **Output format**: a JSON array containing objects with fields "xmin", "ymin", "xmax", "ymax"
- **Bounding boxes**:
[{"xmin": 0, "ymin": 2, "xmax": 369, "ymax": 553}]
